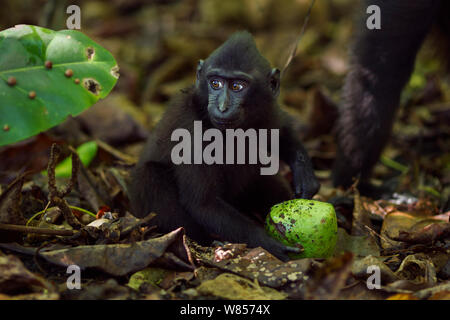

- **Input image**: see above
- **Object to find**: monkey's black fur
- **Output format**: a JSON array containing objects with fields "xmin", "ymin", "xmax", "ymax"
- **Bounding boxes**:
[
  {"xmin": 333, "ymin": 0, "xmax": 450, "ymax": 190},
  {"xmin": 129, "ymin": 31, "xmax": 319, "ymax": 261}
]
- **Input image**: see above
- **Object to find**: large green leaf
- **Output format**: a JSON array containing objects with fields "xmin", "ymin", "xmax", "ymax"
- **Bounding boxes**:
[{"xmin": 0, "ymin": 25, "xmax": 119, "ymax": 146}]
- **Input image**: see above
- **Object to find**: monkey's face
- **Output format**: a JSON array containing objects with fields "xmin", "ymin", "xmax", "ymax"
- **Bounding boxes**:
[
  {"xmin": 205, "ymin": 69, "xmax": 250, "ymax": 129},
  {"xmin": 196, "ymin": 60, "xmax": 281, "ymax": 130}
]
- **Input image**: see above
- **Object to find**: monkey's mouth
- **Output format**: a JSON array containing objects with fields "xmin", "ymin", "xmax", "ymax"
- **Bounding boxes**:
[{"xmin": 210, "ymin": 117, "xmax": 240, "ymax": 129}]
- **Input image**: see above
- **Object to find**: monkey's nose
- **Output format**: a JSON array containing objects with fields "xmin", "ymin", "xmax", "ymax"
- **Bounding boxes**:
[
  {"xmin": 218, "ymin": 91, "xmax": 230, "ymax": 112},
  {"xmin": 218, "ymin": 100, "xmax": 228, "ymax": 112}
]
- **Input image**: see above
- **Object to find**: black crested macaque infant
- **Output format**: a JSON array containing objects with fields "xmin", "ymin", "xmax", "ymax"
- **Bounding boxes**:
[
  {"xmin": 129, "ymin": 31, "xmax": 319, "ymax": 261},
  {"xmin": 333, "ymin": 0, "xmax": 450, "ymax": 191}
]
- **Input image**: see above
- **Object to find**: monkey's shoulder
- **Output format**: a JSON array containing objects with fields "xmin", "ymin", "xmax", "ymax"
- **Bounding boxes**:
[{"xmin": 138, "ymin": 89, "xmax": 199, "ymax": 162}]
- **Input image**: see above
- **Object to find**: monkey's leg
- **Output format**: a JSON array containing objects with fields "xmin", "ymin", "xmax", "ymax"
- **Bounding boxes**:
[
  {"xmin": 128, "ymin": 161, "xmax": 210, "ymax": 243},
  {"xmin": 332, "ymin": 0, "xmax": 439, "ymax": 189},
  {"xmin": 175, "ymin": 166, "xmax": 299, "ymax": 261},
  {"xmin": 187, "ymin": 196, "xmax": 299, "ymax": 261}
]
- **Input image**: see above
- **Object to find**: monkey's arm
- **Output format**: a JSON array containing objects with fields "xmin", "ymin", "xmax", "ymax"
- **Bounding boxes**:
[
  {"xmin": 175, "ymin": 166, "xmax": 299, "ymax": 261},
  {"xmin": 279, "ymin": 114, "xmax": 320, "ymax": 199},
  {"xmin": 332, "ymin": 0, "xmax": 438, "ymax": 188}
]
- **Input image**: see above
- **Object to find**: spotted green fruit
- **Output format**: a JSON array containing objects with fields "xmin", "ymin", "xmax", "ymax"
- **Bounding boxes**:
[{"xmin": 265, "ymin": 199, "xmax": 337, "ymax": 259}]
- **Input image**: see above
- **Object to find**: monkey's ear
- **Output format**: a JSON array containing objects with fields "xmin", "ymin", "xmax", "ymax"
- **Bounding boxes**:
[
  {"xmin": 196, "ymin": 60, "xmax": 204, "ymax": 80},
  {"xmin": 270, "ymin": 68, "xmax": 281, "ymax": 97}
]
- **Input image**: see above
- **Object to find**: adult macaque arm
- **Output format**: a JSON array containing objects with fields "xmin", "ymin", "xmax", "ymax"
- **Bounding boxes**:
[{"xmin": 332, "ymin": 0, "xmax": 438, "ymax": 188}]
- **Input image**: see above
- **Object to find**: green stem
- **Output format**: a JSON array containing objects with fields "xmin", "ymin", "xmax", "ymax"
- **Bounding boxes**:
[
  {"xmin": 26, "ymin": 205, "xmax": 96, "ymax": 226},
  {"xmin": 69, "ymin": 205, "xmax": 96, "ymax": 218},
  {"xmin": 418, "ymin": 185, "xmax": 441, "ymax": 198},
  {"xmin": 380, "ymin": 156, "xmax": 409, "ymax": 174}
]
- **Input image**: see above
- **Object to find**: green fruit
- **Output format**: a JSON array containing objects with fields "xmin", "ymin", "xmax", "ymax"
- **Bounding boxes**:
[{"xmin": 265, "ymin": 199, "xmax": 337, "ymax": 259}]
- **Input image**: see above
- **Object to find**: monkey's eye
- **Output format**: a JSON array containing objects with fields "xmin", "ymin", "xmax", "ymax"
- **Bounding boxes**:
[
  {"xmin": 210, "ymin": 79, "xmax": 223, "ymax": 90},
  {"xmin": 230, "ymin": 81, "xmax": 246, "ymax": 92}
]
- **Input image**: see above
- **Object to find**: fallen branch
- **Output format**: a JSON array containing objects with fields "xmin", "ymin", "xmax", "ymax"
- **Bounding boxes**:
[
  {"xmin": 47, "ymin": 144, "xmax": 83, "ymax": 229},
  {"xmin": 0, "ymin": 223, "xmax": 76, "ymax": 236}
]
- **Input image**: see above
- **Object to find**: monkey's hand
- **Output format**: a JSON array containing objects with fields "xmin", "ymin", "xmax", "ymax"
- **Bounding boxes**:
[
  {"xmin": 279, "ymin": 122, "xmax": 320, "ymax": 199},
  {"xmin": 253, "ymin": 229, "xmax": 302, "ymax": 262},
  {"xmin": 292, "ymin": 157, "xmax": 320, "ymax": 199}
]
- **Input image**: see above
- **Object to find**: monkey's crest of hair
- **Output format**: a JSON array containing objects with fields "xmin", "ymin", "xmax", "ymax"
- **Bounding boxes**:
[{"xmin": 206, "ymin": 31, "xmax": 272, "ymax": 75}]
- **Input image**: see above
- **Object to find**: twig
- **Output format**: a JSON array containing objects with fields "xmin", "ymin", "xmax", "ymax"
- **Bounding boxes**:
[
  {"xmin": 281, "ymin": 0, "xmax": 316, "ymax": 77},
  {"xmin": 121, "ymin": 213, "xmax": 157, "ymax": 238},
  {"xmin": 351, "ymin": 185, "xmax": 367, "ymax": 235},
  {"xmin": 342, "ymin": 280, "xmax": 361, "ymax": 290},
  {"xmin": 0, "ymin": 223, "xmax": 76, "ymax": 236},
  {"xmin": 364, "ymin": 224, "xmax": 393, "ymax": 245},
  {"xmin": 47, "ymin": 144, "xmax": 82, "ymax": 229}
]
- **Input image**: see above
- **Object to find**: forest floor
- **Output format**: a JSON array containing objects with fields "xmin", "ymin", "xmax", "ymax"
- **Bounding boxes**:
[{"xmin": 0, "ymin": 0, "xmax": 449, "ymax": 300}]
